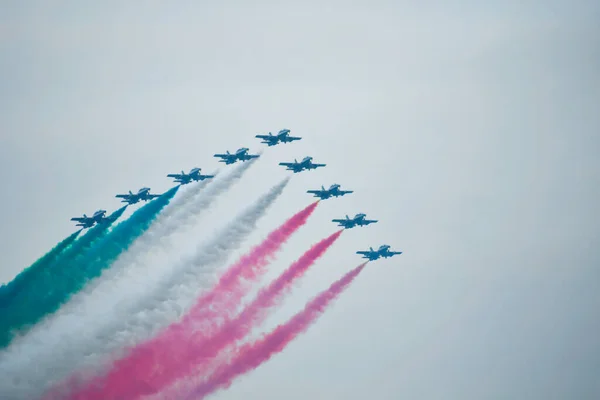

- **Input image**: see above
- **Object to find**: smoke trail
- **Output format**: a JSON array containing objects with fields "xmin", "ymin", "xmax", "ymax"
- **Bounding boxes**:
[
  {"xmin": 71, "ymin": 201, "xmax": 318, "ymax": 399},
  {"xmin": 1, "ymin": 179, "xmax": 287, "ymax": 400},
  {"xmin": 0, "ymin": 229, "xmax": 81, "ymax": 307},
  {"xmin": 79, "ymin": 162, "xmax": 252, "ymax": 302},
  {"xmin": 0, "ymin": 207, "xmax": 127, "ymax": 349},
  {"xmin": 86, "ymin": 230, "xmax": 341, "ymax": 399},
  {"xmin": 146, "ymin": 160, "xmax": 256, "ymax": 243},
  {"xmin": 145, "ymin": 175, "xmax": 210, "ymax": 233},
  {"xmin": 161, "ymin": 230, "xmax": 344, "ymax": 387},
  {"xmin": 0, "ymin": 186, "xmax": 176, "ymax": 349},
  {"xmin": 157, "ymin": 168, "xmax": 219, "ymax": 223},
  {"xmin": 180, "ymin": 263, "xmax": 367, "ymax": 399}
]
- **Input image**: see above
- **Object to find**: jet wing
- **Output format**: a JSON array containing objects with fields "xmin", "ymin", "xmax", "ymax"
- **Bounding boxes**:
[
  {"xmin": 146, "ymin": 194, "xmax": 161, "ymax": 199},
  {"xmin": 306, "ymin": 190, "xmax": 323, "ymax": 194},
  {"xmin": 245, "ymin": 154, "xmax": 260, "ymax": 159},
  {"xmin": 279, "ymin": 162, "xmax": 296, "ymax": 167},
  {"xmin": 167, "ymin": 173, "xmax": 185, "ymax": 179},
  {"xmin": 255, "ymin": 135, "xmax": 272, "ymax": 140},
  {"xmin": 213, "ymin": 153, "xmax": 231, "ymax": 158},
  {"xmin": 331, "ymin": 219, "xmax": 346, "ymax": 223},
  {"xmin": 356, "ymin": 251, "xmax": 371, "ymax": 255},
  {"xmin": 338, "ymin": 190, "xmax": 353, "ymax": 195},
  {"xmin": 362, "ymin": 220, "xmax": 378, "ymax": 224},
  {"xmin": 193, "ymin": 174, "xmax": 215, "ymax": 181},
  {"xmin": 115, "ymin": 194, "xmax": 132, "ymax": 199},
  {"xmin": 70, "ymin": 217, "xmax": 88, "ymax": 222},
  {"xmin": 311, "ymin": 163, "xmax": 326, "ymax": 167}
]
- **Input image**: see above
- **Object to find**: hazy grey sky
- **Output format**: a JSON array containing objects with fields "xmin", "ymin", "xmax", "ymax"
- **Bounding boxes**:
[{"xmin": 1, "ymin": 1, "xmax": 599, "ymax": 399}]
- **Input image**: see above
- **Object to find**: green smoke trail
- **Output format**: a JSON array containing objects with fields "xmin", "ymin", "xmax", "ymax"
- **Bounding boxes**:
[
  {"xmin": 0, "ymin": 188, "xmax": 177, "ymax": 348},
  {"xmin": 0, "ymin": 206, "xmax": 126, "ymax": 311},
  {"xmin": 0, "ymin": 230, "xmax": 82, "ymax": 307},
  {"xmin": 0, "ymin": 207, "xmax": 127, "ymax": 348}
]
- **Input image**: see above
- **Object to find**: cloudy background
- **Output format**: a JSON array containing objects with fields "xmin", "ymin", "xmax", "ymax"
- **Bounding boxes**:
[{"xmin": 1, "ymin": 1, "xmax": 599, "ymax": 399}]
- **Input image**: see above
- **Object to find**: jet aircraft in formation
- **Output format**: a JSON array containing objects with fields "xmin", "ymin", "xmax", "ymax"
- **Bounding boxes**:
[
  {"xmin": 356, "ymin": 245, "xmax": 402, "ymax": 261},
  {"xmin": 255, "ymin": 129, "xmax": 302, "ymax": 146},
  {"xmin": 214, "ymin": 148, "xmax": 260, "ymax": 165},
  {"xmin": 332, "ymin": 213, "xmax": 378, "ymax": 229},
  {"xmin": 279, "ymin": 156, "xmax": 326, "ymax": 173},
  {"xmin": 115, "ymin": 187, "xmax": 161, "ymax": 205},
  {"xmin": 307, "ymin": 184, "xmax": 353, "ymax": 200},
  {"xmin": 68, "ymin": 128, "xmax": 403, "ymax": 262},
  {"xmin": 167, "ymin": 168, "xmax": 215, "ymax": 185},
  {"xmin": 70, "ymin": 210, "xmax": 110, "ymax": 229}
]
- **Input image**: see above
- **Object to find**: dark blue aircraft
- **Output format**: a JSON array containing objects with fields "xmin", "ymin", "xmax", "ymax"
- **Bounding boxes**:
[
  {"xmin": 255, "ymin": 129, "xmax": 301, "ymax": 146},
  {"xmin": 279, "ymin": 156, "xmax": 326, "ymax": 173},
  {"xmin": 214, "ymin": 148, "xmax": 260, "ymax": 165},
  {"xmin": 115, "ymin": 187, "xmax": 160, "ymax": 205},
  {"xmin": 167, "ymin": 168, "xmax": 215, "ymax": 185},
  {"xmin": 332, "ymin": 213, "xmax": 378, "ymax": 229},
  {"xmin": 307, "ymin": 184, "xmax": 353, "ymax": 200},
  {"xmin": 70, "ymin": 209, "xmax": 109, "ymax": 229},
  {"xmin": 356, "ymin": 245, "xmax": 402, "ymax": 261}
]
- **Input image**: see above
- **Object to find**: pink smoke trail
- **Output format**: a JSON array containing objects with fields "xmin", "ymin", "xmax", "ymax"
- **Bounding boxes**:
[
  {"xmin": 177, "ymin": 230, "xmax": 344, "ymax": 380},
  {"xmin": 135, "ymin": 230, "xmax": 341, "ymax": 399},
  {"xmin": 182, "ymin": 263, "xmax": 367, "ymax": 399},
  {"xmin": 68, "ymin": 202, "xmax": 319, "ymax": 400}
]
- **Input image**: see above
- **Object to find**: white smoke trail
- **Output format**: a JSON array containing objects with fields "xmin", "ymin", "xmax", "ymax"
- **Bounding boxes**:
[
  {"xmin": 59, "ymin": 162, "xmax": 255, "ymax": 316},
  {"xmin": 156, "ymin": 176, "xmax": 213, "ymax": 222},
  {"xmin": 99, "ymin": 161, "xmax": 254, "ymax": 283},
  {"xmin": 0, "ymin": 177, "xmax": 288, "ymax": 400}
]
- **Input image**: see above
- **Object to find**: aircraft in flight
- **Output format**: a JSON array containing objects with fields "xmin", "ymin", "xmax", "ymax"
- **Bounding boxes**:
[
  {"xmin": 214, "ymin": 148, "xmax": 260, "ymax": 165},
  {"xmin": 115, "ymin": 187, "xmax": 161, "ymax": 205},
  {"xmin": 167, "ymin": 168, "xmax": 215, "ymax": 185},
  {"xmin": 70, "ymin": 210, "xmax": 109, "ymax": 229},
  {"xmin": 356, "ymin": 245, "xmax": 402, "ymax": 261},
  {"xmin": 332, "ymin": 213, "xmax": 378, "ymax": 229},
  {"xmin": 307, "ymin": 184, "xmax": 353, "ymax": 200},
  {"xmin": 279, "ymin": 156, "xmax": 326, "ymax": 173},
  {"xmin": 255, "ymin": 129, "xmax": 301, "ymax": 146}
]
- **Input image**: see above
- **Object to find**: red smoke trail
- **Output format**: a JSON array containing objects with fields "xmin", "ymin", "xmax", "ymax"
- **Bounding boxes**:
[
  {"xmin": 145, "ymin": 230, "xmax": 341, "ymax": 398},
  {"xmin": 179, "ymin": 230, "xmax": 344, "ymax": 379},
  {"xmin": 68, "ymin": 202, "xmax": 319, "ymax": 400},
  {"xmin": 183, "ymin": 263, "xmax": 367, "ymax": 399}
]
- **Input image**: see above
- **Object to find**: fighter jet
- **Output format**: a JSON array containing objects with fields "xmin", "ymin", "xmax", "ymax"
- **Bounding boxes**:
[
  {"xmin": 255, "ymin": 129, "xmax": 301, "ymax": 146},
  {"xmin": 279, "ymin": 156, "xmax": 326, "ymax": 173},
  {"xmin": 115, "ymin": 187, "xmax": 161, "ymax": 205},
  {"xmin": 70, "ymin": 210, "xmax": 109, "ymax": 229},
  {"xmin": 214, "ymin": 148, "xmax": 260, "ymax": 165},
  {"xmin": 307, "ymin": 184, "xmax": 353, "ymax": 200},
  {"xmin": 167, "ymin": 168, "xmax": 215, "ymax": 185},
  {"xmin": 356, "ymin": 245, "xmax": 402, "ymax": 261},
  {"xmin": 332, "ymin": 213, "xmax": 378, "ymax": 229}
]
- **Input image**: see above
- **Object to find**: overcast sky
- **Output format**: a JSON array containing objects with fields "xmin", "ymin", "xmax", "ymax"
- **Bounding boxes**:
[{"xmin": 1, "ymin": 1, "xmax": 599, "ymax": 399}]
